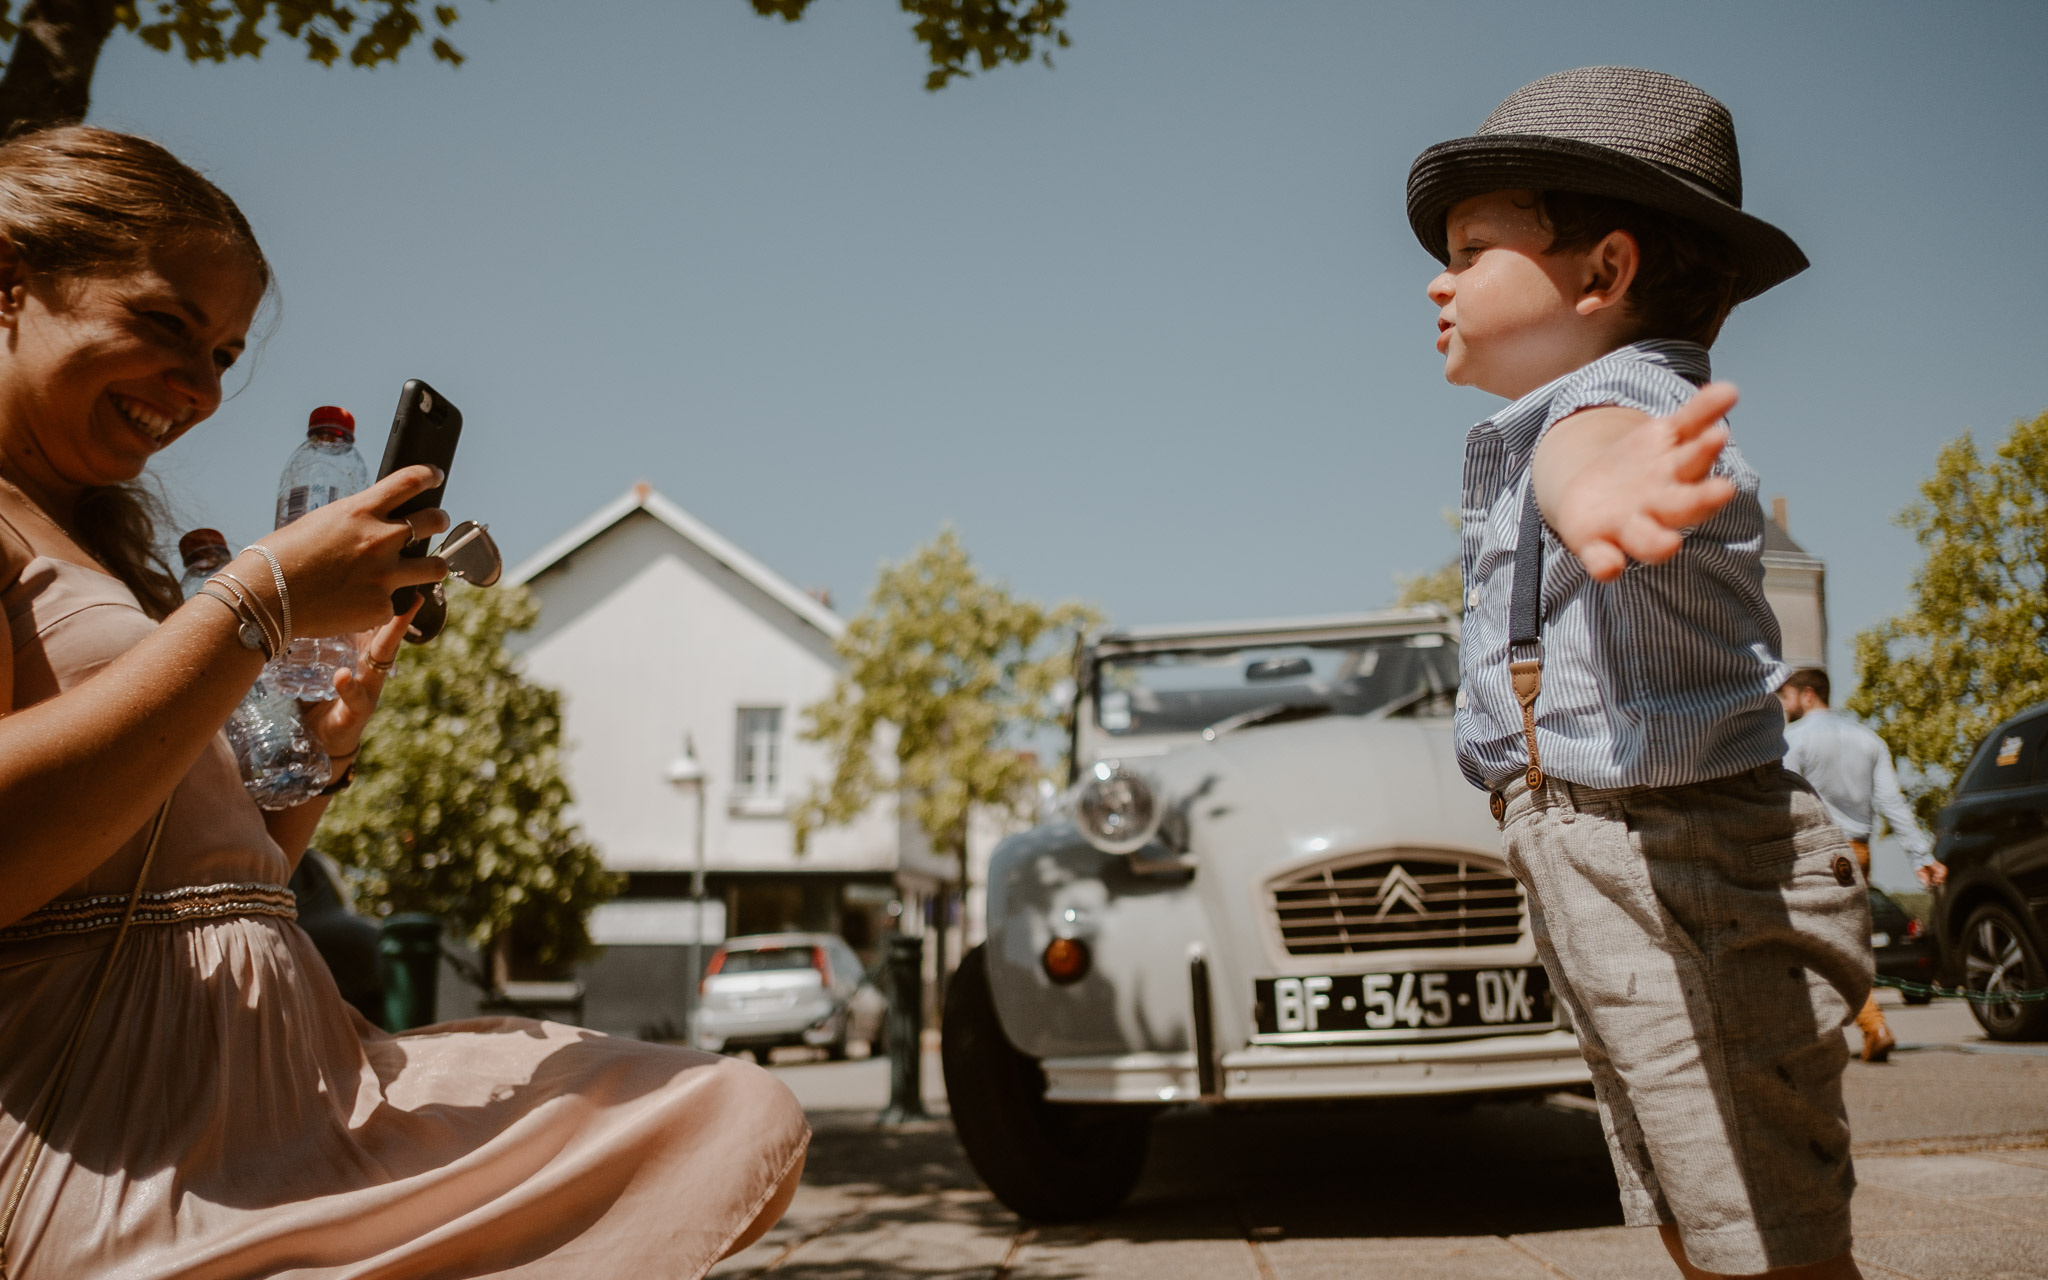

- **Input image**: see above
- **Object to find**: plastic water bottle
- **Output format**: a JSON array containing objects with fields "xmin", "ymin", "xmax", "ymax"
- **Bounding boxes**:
[
  {"xmin": 271, "ymin": 406, "xmax": 369, "ymax": 700},
  {"xmin": 179, "ymin": 528, "xmax": 331, "ymax": 810},
  {"xmin": 176, "ymin": 527, "xmax": 232, "ymax": 599}
]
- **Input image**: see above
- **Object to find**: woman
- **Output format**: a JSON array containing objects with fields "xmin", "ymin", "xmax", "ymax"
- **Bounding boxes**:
[{"xmin": 0, "ymin": 127, "xmax": 806, "ymax": 1278}]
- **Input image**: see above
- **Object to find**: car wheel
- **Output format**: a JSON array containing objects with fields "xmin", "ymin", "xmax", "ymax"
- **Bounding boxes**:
[
  {"xmin": 1901, "ymin": 990, "xmax": 1933, "ymax": 1006},
  {"xmin": 941, "ymin": 945, "xmax": 1152, "ymax": 1222},
  {"xmin": 1960, "ymin": 902, "xmax": 2048, "ymax": 1041}
]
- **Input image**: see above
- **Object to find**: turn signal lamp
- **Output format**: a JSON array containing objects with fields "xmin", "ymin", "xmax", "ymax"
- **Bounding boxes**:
[{"xmin": 1043, "ymin": 937, "xmax": 1091, "ymax": 984}]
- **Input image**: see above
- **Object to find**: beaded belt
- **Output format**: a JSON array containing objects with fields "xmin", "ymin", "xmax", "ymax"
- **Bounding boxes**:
[{"xmin": 0, "ymin": 882, "xmax": 298, "ymax": 943}]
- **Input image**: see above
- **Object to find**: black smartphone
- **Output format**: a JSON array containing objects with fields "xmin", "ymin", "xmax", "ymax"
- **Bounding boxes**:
[{"xmin": 375, "ymin": 379, "xmax": 463, "ymax": 613}]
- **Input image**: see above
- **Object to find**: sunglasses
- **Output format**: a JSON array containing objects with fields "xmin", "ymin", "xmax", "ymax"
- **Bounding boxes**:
[{"xmin": 404, "ymin": 521, "xmax": 503, "ymax": 644}]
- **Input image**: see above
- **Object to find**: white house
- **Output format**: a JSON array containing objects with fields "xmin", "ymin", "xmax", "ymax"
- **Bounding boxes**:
[
  {"xmin": 505, "ymin": 483, "xmax": 944, "ymax": 1036},
  {"xmin": 1762, "ymin": 496, "xmax": 1827, "ymax": 671}
]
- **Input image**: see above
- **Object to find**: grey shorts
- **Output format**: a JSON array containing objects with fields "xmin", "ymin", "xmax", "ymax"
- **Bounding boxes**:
[{"xmin": 1497, "ymin": 762, "xmax": 1872, "ymax": 1275}]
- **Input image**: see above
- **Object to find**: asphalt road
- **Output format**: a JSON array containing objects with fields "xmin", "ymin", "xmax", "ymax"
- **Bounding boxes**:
[{"xmin": 711, "ymin": 992, "xmax": 2048, "ymax": 1280}]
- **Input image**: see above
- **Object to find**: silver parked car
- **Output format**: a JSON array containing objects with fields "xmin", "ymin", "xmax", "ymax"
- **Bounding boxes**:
[
  {"xmin": 941, "ymin": 608, "xmax": 1591, "ymax": 1221},
  {"xmin": 693, "ymin": 932, "xmax": 882, "ymax": 1060}
]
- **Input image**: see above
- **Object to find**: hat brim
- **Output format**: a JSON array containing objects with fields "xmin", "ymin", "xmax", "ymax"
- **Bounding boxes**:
[{"xmin": 1406, "ymin": 134, "xmax": 1808, "ymax": 303}]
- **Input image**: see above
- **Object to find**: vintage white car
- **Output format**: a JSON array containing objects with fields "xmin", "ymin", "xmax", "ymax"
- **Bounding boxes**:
[{"xmin": 940, "ymin": 608, "xmax": 1591, "ymax": 1221}]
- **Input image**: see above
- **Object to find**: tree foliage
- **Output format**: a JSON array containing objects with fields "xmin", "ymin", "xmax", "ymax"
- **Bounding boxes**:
[
  {"xmin": 1848, "ymin": 409, "xmax": 2048, "ymax": 826},
  {"xmin": 1394, "ymin": 559, "xmax": 1463, "ymax": 617},
  {"xmin": 0, "ymin": 0, "xmax": 1069, "ymax": 139},
  {"xmin": 1393, "ymin": 510, "xmax": 1464, "ymax": 617},
  {"xmin": 794, "ymin": 526, "xmax": 1097, "ymax": 870},
  {"xmin": 321, "ymin": 583, "xmax": 618, "ymax": 968},
  {"xmin": 0, "ymin": 0, "xmax": 475, "ymax": 137},
  {"xmin": 751, "ymin": 0, "xmax": 1068, "ymax": 91}
]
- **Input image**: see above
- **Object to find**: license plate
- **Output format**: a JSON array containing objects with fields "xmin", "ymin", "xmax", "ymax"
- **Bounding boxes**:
[
  {"xmin": 1870, "ymin": 933, "xmax": 1891, "ymax": 949},
  {"xmin": 1253, "ymin": 967, "xmax": 1552, "ymax": 1040}
]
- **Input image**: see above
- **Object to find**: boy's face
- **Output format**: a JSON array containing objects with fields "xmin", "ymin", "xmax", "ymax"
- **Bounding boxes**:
[{"xmin": 1425, "ymin": 190, "xmax": 1629, "ymax": 400}]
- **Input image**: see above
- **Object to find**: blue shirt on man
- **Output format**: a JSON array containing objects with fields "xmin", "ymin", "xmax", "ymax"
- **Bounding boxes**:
[
  {"xmin": 1455, "ymin": 339, "xmax": 1789, "ymax": 792},
  {"xmin": 1782, "ymin": 708, "xmax": 1933, "ymax": 864}
]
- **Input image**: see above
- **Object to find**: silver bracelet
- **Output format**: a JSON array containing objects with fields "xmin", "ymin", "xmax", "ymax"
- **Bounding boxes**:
[
  {"xmin": 195, "ymin": 584, "xmax": 274, "ymax": 659},
  {"xmin": 212, "ymin": 571, "xmax": 281, "ymax": 657},
  {"xmin": 243, "ymin": 545, "xmax": 292, "ymax": 650}
]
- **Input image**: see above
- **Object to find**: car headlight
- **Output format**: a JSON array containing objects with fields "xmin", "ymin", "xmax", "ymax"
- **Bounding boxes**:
[{"xmin": 1073, "ymin": 760, "xmax": 1163, "ymax": 854}]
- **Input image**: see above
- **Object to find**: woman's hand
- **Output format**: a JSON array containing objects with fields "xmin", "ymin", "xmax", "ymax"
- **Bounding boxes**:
[
  {"xmin": 225, "ymin": 465, "xmax": 452, "ymax": 642},
  {"xmin": 302, "ymin": 601, "xmax": 418, "ymax": 762}
]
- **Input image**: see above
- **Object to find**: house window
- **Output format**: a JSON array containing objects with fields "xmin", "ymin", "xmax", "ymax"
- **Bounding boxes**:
[{"xmin": 735, "ymin": 707, "xmax": 783, "ymax": 804}]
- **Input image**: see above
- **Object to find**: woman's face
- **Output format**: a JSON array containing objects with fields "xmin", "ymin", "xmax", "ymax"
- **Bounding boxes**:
[{"xmin": 0, "ymin": 238, "xmax": 264, "ymax": 495}]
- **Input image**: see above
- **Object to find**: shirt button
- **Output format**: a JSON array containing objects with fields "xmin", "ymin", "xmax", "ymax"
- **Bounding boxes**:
[
  {"xmin": 1455, "ymin": 689, "xmax": 1468, "ymax": 710},
  {"xmin": 1467, "ymin": 588, "xmax": 1481, "ymax": 609}
]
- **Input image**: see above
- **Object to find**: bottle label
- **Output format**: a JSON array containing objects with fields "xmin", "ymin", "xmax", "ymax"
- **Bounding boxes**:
[{"xmin": 283, "ymin": 485, "xmax": 340, "ymax": 524}]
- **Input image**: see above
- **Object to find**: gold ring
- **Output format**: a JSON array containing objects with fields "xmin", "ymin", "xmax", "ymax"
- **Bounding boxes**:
[{"xmin": 366, "ymin": 654, "xmax": 396, "ymax": 672}]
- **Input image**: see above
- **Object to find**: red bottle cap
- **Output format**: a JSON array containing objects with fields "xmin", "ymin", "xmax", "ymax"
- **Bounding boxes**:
[
  {"xmin": 178, "ymin": 528, "xmax": 229, "ymax": 568},
  {"xmin": 307, "ymin": 405, "xmax": 355, "ymax": 439}
]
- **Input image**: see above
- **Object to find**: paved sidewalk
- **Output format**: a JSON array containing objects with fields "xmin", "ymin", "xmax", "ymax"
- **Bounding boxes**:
[{"xmin": 714, "ymin": 993, "xmax": 2048, "ymax": 1279}]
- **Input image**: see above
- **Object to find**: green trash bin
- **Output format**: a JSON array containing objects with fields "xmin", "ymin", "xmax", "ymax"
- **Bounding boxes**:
[{"xmin": 379, "ymin": 914, "xmax": 443, "ymax": 1031}]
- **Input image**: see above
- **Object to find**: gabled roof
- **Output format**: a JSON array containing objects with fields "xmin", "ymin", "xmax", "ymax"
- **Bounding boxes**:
[
  {"xmin": 1763, "ymin": 515, "xmax": 1819, "ymax": 562},
  {"xmin": 506, "ymin": 483, "xmax": 845, "ymax": 639}
]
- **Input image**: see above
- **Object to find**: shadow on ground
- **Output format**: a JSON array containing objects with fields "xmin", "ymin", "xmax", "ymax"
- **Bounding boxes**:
[{"xmin": 801, "ymin": 1097, "xmax": 1624, "ymax": 1243}]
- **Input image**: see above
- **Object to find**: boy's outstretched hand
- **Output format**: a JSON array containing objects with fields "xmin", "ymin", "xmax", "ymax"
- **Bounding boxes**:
[{"xmin": 1532, "ymin": 381, "xmax": 1740, "ymax": 582}]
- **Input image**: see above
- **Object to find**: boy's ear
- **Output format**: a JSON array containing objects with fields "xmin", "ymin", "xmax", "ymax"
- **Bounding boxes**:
[{"xmin": 1576, "ymin": 229, "xmax": 1640, "ymax": 320}]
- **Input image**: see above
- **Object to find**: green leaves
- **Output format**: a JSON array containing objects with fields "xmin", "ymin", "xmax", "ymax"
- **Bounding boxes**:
[
  {"xmin": 750, "ymin": 0, "xmax": 1071, "ymax": 92},
  {"xmin": 105, "ymin": 0, "xmax": 475, "ymax": 69},
  {"xmin": 1848, "ymin": 408, "xmax": 2048, "ymax": 826},
  {"xmin": 793, "ymin": 527, "xmax": 1098, "ymax": 872},
  {"xmin": 321, "ymin": 583, "xmax": 619, "ymax": 969}
]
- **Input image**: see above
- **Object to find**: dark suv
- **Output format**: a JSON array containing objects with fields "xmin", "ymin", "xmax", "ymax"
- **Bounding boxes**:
[{"xmin": 1932, "ymin": 703, "xmax": 2048, "ymax": 1040}]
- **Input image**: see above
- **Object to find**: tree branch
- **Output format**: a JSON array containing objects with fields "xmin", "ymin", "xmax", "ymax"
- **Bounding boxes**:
[{"xmin": 0, "ymin": 0, "xmax": 119, "ymax": 139}]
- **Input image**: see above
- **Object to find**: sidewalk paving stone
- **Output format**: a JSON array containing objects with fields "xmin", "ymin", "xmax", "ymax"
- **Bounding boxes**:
[
  {"xmin": 1008, "ymin": 1230, "xmax": 1261, "ymax": 1280},
  {"xmin": 1504, "ymin": 1226, "xmax": 1677, "ymax": 1280},
  {"xmin": 734, "ymin": 1023, "xmax": 2048, "ymax": 1280},
  {"xmin": 1259, "ymin": 1235, "xmax": 1555, "ymax": 1279}
]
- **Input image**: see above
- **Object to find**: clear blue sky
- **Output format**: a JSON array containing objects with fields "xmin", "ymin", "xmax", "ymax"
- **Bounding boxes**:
[{"xmin": 95, "ymin": 0, "xmax": 2048, "ymax": 681}]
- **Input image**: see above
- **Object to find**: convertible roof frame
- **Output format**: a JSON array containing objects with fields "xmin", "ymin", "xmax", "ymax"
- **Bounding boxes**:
[{"xmin": 1090, "ymin": 606, "xmax": 1455, "ymax": 658}]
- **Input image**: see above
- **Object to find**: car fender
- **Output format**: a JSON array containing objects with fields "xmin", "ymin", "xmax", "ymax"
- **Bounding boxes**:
[{"xmin": 983, "ymin": 820, "xmax": 1210, "ymax": 1060}]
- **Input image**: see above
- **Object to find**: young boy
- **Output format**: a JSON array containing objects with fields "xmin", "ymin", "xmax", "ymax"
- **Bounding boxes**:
[{"xmin": 1406, "ymin": 68, "xmax": 1871, "ymax": 1279}]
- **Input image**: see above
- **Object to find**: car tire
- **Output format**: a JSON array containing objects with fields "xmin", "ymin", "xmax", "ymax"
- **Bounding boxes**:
[
  {"xmin": 1960, "ymin": 901, "xmax": 2048, "ymax": 1041},
  {"xmin": 1901, "ymin": 990, "xmax": 1933, "ymax": 1006},
  {"xmin": 941, "ymin": 945, "xmax": 1151, "ymax": 1222}
]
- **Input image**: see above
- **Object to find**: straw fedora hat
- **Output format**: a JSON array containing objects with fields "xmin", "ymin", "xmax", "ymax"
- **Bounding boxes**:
[{"xmin": 1406, "ymin": 66, "xmax": 1808, "ymax": 303}]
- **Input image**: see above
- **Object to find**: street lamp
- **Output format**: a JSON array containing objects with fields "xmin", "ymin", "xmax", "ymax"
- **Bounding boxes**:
[{"xmin": 665, "ymin": 736, "xmax": 709, "ymax": 1046}]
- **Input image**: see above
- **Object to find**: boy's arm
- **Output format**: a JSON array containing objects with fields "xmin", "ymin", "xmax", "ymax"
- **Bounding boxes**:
[{"xmin": 1532, "ymin": 381, "xmax": 1741, "ymax": 581}]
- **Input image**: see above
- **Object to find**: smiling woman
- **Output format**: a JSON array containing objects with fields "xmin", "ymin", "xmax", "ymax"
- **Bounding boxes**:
[{"xmin": 0, "ymin": 127, "xmax": 804, "ymax": 1279}]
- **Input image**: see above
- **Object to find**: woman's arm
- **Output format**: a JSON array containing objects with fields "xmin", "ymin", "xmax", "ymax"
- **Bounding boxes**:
[{"xmin": 0, "ymin": 466, "xmax": 449, "ymax": 927}]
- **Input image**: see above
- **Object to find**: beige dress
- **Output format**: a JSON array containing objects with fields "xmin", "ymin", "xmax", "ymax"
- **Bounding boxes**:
[{"xmin": 0, "ymin": 552, "xmax": 808, "ymax": 1278}]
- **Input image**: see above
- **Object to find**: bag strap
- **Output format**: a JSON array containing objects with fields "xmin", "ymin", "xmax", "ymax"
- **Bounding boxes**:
[
  {"xmin": 1506, "ymin": 475, "xmax": 1546, "ymax": 791},
  {"xmin": 0, "ymin": 795, "xmax": 176, "ymax": 1279}
]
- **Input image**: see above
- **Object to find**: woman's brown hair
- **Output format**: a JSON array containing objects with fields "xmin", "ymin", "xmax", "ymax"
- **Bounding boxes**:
[{"xmin": 0, "ymin": 125, "xmax": 272, "ymax": 619}]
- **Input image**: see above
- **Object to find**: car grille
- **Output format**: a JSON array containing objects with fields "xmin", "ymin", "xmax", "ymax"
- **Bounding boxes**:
[{"xmin": 1270, "ymin": 854, "xmax": 1524, "ymax": 956}]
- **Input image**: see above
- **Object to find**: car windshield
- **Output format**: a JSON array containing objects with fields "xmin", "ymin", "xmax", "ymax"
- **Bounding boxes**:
[
  {"xmin": 1093, "ymin": 633, "xmax": 1459, "ymax": 737},
  {"xmin": 717, "ymin": 947, "xmax": 815, "ymax": 974}
]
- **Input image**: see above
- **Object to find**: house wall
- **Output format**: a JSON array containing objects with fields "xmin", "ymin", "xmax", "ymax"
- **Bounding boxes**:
[
  {"xmin": 1763, "ymin": 554, "xmax": 1828, "ymax": 671},
  {"xmin": 512, "ymin": 509, "xmax": 897, "ymax": 877},
  {"xmin": 507, "ymin": 505, "xmax": 904, "ymax": 1038}
]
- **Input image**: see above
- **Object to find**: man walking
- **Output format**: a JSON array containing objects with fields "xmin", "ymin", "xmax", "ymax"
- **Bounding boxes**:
[{"xmin": 1780, "ymin": 667, "xmax": 1943, "ymax": 1063}]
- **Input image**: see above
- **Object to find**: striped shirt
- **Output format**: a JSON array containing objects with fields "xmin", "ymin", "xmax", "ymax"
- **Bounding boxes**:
[{"xmin": 1454, "ymin": 339, "xmax": 1789, "ymax": 792}]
